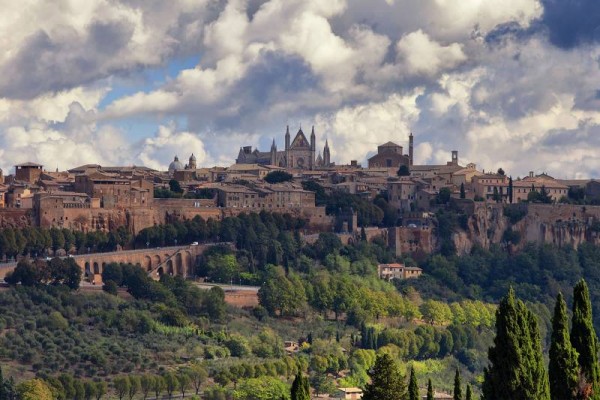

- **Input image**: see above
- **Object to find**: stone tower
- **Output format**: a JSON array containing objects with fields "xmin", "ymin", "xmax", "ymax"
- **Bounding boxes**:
[
  {"xmin": 323, "ymin": 139, "xmax": 331, "ymax": 167},
  {"xmin": 270, "ymin": 138, "xmax": 277, "ymax": 166},
  {"xmin": 188, "ymin": 154, "xmax": 197, "ymax": 170},
  {"xmin": 310, "ymin": 126, "xmax": 316, "ymax": 169},
  {"xmin": 285, "ymin": 125, "xmax": 290, "ymax": 167},
  {"xmin": 409, "ymin": 132, "xmax": 414, "ymax": 166}
]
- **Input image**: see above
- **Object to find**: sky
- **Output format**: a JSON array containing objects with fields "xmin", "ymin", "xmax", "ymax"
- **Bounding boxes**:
[{"xmin": 1, "ymin": 0, "xmax": 600, "ymax": 178}]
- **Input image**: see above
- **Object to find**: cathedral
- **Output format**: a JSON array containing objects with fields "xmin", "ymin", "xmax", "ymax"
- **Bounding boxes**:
[{"xmin": 236, "ymin": 126, "xmax": 332, "ymax": 170}]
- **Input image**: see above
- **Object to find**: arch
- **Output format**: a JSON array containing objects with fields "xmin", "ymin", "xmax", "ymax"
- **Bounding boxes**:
[
  {"xmin": 184, "ymin": 251, "xmax": 194, "ymax": 278},
  {"xmin": 144, "ymin": 256, "xmax": 152, "ymax": 271},
  {"xmin": 93, "ymin": 262, "xmax": 100, "ymax": 275},
  {"xmin": 175, "ymin": 252, "xmax": 184, "ymax": 277},
  {"xmin": 85, "ymin": 262, "xmax": 91, "ymax": 274},
  {"xmin": 153, "ymin": 255, "xmax": 161, "ymax": 267},
  {"xmin": 166, "ymin": 259, "xmax": 174, "ymax": 275}
]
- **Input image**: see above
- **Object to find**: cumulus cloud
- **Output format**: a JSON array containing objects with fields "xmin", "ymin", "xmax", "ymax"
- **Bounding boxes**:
[{"xmin": 1, "ymin": 0, "xmax": 600, "ymax": 179}]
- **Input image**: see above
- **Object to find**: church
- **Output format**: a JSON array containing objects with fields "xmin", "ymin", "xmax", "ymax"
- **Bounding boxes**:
[{"xmin": 236, "ymin": 126, "xmax": 331, "ymax": 170}]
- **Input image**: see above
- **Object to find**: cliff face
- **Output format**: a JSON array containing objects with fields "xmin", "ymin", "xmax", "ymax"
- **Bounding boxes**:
[{"xmin": 452, "ymin": 203, "xmax": 600, "ymax": 254}]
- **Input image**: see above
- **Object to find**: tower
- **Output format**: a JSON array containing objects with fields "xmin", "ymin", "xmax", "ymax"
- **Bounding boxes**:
[
  {"xmin": 188, "ymin": 153, "xmax": 197, "ymax": 170},
  {"xmin": 323, "ymin": 139, "xmax": 331, "ymax": 167},
  {"xmin": 285, "ymin": 125, "xmax": 290, "ymax": 168},
  {"xmin": 452, "ymin": 150, "xmax": 458, "ymax": 165},
  {"xmin": 310, "ymin": 126, "xmax": 316, "ymax": 170},
  {"xmin": 270, "ymin": 138, "xmax": 277, "ymax": 166},
  {"xmin": 409, "ymin": 132, "xmax": 414, "ymax": 166}
]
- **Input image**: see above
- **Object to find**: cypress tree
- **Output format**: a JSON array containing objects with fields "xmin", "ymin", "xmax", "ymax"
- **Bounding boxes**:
[
  {"xmin": 549, "ymin": 292, "xmax": 579, "ymax": 400},
  {"xmin": 454, "ymin": 368, "xmax": 462, "ymax": 400},
  {"xmin": 466, "ymin": 384, "xmax": 473, "ymax": 400},
  {"xmin": 571, "ymin": 279, "xmax": 600, "ymax": 399},
  {"xmin": 0, "ymin": 365, "xmax": 5, "ymax": 400},
  {"xmin": 427, "ymin": 379, "xmax": 434, "ymax": 400},
  {"xmin": 408, "ymin": 367, "xmax": 419, "ymax": 400},
  {"xmin": 482, "ymin": 287, "xmax": 550, "ymax": 400},
  {"xmin": 291, "ymin": 372, "xmax": 310, "ymax": 400},
  {"xmin": 362, "ymin": 353, "xmax": 406, "ymax": 400},
  {"xmin": 460, "ymin": 183, "xmax": 466, "ymax": 199},
  {"xmin": 508, "ymin": 176, "xmax": 514, "ymax": 203}
]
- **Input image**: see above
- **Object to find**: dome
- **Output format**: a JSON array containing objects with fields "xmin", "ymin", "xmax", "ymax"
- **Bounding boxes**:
[
  {"xmin": 189, "ymin": 153, "xmax": 196, "ymax": 162},
  {"xmin": 168, "ymin": 156, "xmax": 184, "ymax": 173}
]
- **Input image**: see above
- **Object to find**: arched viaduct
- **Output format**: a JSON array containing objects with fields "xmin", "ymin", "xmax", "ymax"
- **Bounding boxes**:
[{"xmin": 74, "ymin": 244, "xmax": 215, "ymax": 281}]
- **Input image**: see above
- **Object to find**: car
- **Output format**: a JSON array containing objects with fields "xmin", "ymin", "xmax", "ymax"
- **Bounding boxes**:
[
  {"xmin": 407, "ymin": 223, "xmax": 417, "ymax": 228},
  {"xmin": 191, "ymin": 242, "xmax": 199, "ymax": 246}
]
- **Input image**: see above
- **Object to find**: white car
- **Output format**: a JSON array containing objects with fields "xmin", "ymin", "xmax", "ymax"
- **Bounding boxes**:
[{"xmin": 191, "ymin": 242, "xmax": 199, "ymax": 246}]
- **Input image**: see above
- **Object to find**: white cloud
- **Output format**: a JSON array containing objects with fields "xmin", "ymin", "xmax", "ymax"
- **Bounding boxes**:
[{"xmin": 396, "ymin": 30, "xmax": 467, "ymax": 77}]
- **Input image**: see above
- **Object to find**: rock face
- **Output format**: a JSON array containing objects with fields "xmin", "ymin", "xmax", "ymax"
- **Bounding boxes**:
[{"xmin": 452, "ymin": 203, "xmax": 600, "ymax": 254}]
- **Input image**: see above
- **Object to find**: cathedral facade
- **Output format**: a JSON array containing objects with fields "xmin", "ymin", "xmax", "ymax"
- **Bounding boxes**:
[{"xmin": 236, "ymin": 126, "xmax": 331, "ymax": 170}]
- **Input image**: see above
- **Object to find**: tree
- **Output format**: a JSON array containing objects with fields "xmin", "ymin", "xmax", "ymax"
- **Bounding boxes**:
[
  {"xmin": 482, "ymin": 288, "xmax": 550, "ymax": 400},
  {"xmin": 112, "ymin": 377, "xmax": 130, "ymax": 400},
  {"xmin": 139, "ymin": 375, "xmax": 154, "ymax": 400},
  {"xmin": 437, "ymin": 187, "xmax": 451, "ymax": 204},
  {"xmin": 466, "ymin": 384, "xmax": 473, "ymax": 400},
  {"xmin": 427, "ymin": 379, "xmax": 434, "ymax": 400},
  {"xmin": 176, "ymin": 372, "xmax": 190, "ymax": 397},
  {"xmin": 460, "ymin": 183, "xmax": 466, "ymax": 199},
  {"xmin": 549, "ymin": 293, "xmax": 579, "ymax": 400},
  {"xmin": 16, "ymin": 379, "xmax": 53, "ymax": 400},
  {"xmin": 152, "ymin": 376, "xmax": 165, "ymax": 400},
  {"xmin": 397, "ymin": 165, "xmax": 410, "ymax": 176},
  {"xmin": 264, "ymin": 170, "xmax": 293, "ymax": 184},
  {"xmin": 169, "ymin": 179, "xmax": 183, "ymax": 193},
  {"xmin": 408, "ymin": 367, "xmax": 419, "ymax": 400},
  {"xmin": 362, "ymin": 353, "xmax": 406, "ymax": 400},
  {"xmin": 127, "ymin": 376, "xmax": 140, "ymax": 400},
  {"xmin": 291, "ymin": 372, "xmax": 310, "ymax": 400},
  {"xmin": 453, "ymin": 368, "xmax": 462, "ymax": 400},
  {"xmin": 94, "ymin": 382, "xmax": 107, "ymax": 400},
  {"xmin": 84, "ymin": 381, "xmax": 97, "ymax": 400},
  {"xmin": 571, "ymin": 279, "xmax": 600, "ymax": 399},
  {"xmin": 186, "ymin": 364, "xmax": 208, "ymax": 395},
  {"xmin": 163, "ymin": 372, "xmax": 178, "ymax": 398},
  {"xmin": 508, "ymin": 176, "xmax": 513, "ymax": 204}
]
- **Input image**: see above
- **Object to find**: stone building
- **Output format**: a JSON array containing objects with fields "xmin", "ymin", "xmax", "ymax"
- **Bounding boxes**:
[
  {"xmin": 236, "ymin": 125, "xmax": 332, "ymax": 170},
  {"xmin": 368, "ymin": 133, "xmax": 413, "ymax": 169},
  {"xmin": 15, "ymin": 162, "xmax": 43, "ymax": 183}
]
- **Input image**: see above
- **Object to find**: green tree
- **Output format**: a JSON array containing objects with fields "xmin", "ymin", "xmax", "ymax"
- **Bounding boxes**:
[
  {"xmin": 177, "ymin": 372, "xmax": 191, "ymax": 397},
  {"xmin": 186, "ymin": 363, "xmax": 208, "ymax": 395},
  {"xmin": 163, "ymin": 372, "xmax": 178, "ymax": 398},
  {"xmin": 437, "ymin": 187, "xmax": 452, "ymax": 204},
  {"xmin": 549, "ymin": 292, "xmax": 579, "ymax": 400},
  {"xmin": 453, "ymin": 368, "xmax": 462, "ymax": 400},
  {"xmin": 408, "ymin": 367, "xmax": 419, "ymax": 400},
  {"xmin": 460, "ymin": 183, "xmax": 466, "ymax": 199},
  {"xmin": 127, "ymin": 376, "xmax": 140, "ymax": 400},
  {"xmin": 427, "ymin": 379, "xmax": 434, "ymax": 400},
  {"xmin": 397, "ymin": 165, "xmax": 410, "ymax": 176},
  {"xmin": 83, "ymin": 381, "xmax": 97, "ymax": 400},
  {"xmin": 140, "ymin": 375, "xmax": 154, "ymax": 400},
  {"xmin": 94, "ymin": 382, "xmax": 107, "ymax": 400},
  {"xmin": 264, "ymin": 170, "xmax": 293, "ymax": 183},
  {"xmin": 16, "ymin": 379, "xmax": 53, "ymax": 400},
  {"xmin": 169, "ymin": 179, "xmax": 183, "ymax": 193},
  {"xmin": 466, "ymin": 384, "xmax": 473, "ymax": 400},
  {"xmin": 291, "ymin": 372, "xmax": 310, "ymax": 400},
  {"xmin": 482, "ymin": 288, "xmax": 550, "ymax": 400},
  {"xmin": 571, "ymin": 279, "xmax": 600, "ymax": 399},
  {"xmin": 152, "ymin": 376, "xmax": 165, "ymax": 399},
  {"xmin": 362, "ymin": 353, "xmax": 406, "ymax": 400},
  {"xmin": 113, "ymin": 377, "xmax": 130, "ymax": 400},
  {"xmin": 508, "ymin": 176, "xmax": 513, "ymax": 203}
]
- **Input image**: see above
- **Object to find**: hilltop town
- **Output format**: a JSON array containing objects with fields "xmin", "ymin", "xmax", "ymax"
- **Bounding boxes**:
[{"xmin": 0, "ymin": 126, "xmax": 598, "ymax": 258}]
